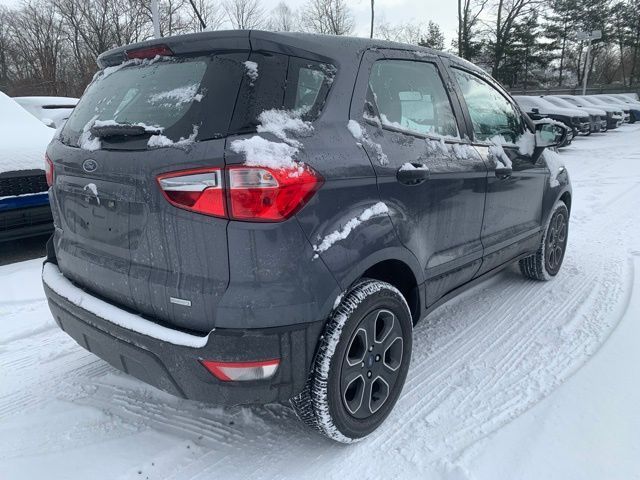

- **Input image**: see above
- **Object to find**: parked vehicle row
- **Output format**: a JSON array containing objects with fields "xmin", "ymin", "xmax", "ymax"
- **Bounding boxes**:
[{"xmin": 513, "ymin": 93, "xmax": 638, "ymax": 146}]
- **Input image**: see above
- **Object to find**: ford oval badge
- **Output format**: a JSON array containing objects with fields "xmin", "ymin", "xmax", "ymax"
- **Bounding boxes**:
[{"xmin": 82, "ymin": 159, "xmax": 98, "ymax": 173}]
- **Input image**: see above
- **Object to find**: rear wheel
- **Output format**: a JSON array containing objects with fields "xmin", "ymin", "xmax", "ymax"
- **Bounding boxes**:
[
  {"xmin": 291, "ymin": 279, "xmax": 412, "ymax": 443},
  {"xmin": 520, "ymin": 200, "xmax": 569, "ymax": 281}
]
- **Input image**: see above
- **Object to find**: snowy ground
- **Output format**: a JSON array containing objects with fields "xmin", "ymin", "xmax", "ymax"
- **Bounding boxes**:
[{"xmin": 1, "ymin": 125, "xmax": 639, "ymax": 480}]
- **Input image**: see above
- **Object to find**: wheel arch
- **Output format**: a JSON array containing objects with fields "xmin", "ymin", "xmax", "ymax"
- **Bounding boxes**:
[
  {"xmin": 361, "ymin": 258, "xmax": 422, "ymax": 324},
  {"xmin": 559, "ymin": 190, "xmax": 572, "ymax": 215}
]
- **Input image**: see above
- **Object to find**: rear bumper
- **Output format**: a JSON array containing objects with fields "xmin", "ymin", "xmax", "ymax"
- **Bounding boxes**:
[{"xmin": 43, "ymin": 261, "xmax": 323, "ymax": 405}]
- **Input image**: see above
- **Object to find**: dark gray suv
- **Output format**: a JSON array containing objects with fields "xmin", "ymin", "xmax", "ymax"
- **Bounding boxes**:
[{"xmin": 42, "ymin": 30, "xmax": 571, "ymax": 443}]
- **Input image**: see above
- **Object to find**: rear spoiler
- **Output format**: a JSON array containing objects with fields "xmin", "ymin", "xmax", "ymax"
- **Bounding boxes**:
[{"xmin": 97, "ymin": 30, "xmax": 251, "ymax": 68}]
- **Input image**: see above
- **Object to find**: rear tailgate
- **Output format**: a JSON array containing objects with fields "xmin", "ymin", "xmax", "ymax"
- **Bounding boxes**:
[{"xmin": 49, "ymin": 50, "xmax": 247, "ymax": 333}]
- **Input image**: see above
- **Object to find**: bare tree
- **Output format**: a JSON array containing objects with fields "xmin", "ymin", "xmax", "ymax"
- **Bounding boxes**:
[
  {"xmin": 457, "ymin": 0, "xmax": 488, "ymax": 59},
  {"xmin": 186, "ymin": 0, "xmax": 226, "ymax": 31},
  {"xmin": 268, "ymin": 2, "xmax": 298, "ymax": 32},
  {"xmin": 0, "ymin": 7, "xmax": 11, "ymax": 92},
  {"xmin": 376, "ymin": 21, "xmax": 427, "ymax": 45},
  {"xmin": 302, "ymin": 0, "xmax": 354, "ymax": 35},
  {"xmin": 487, "ymin": 0, "xmax": 540, "ymax": 78},
  {"xmin": 7, "ymin": 0, "xmax": 66, "ymax": 95},
  {"xmin": 224, "ymin": 0, "xmax": 264, "ymax": 29}
]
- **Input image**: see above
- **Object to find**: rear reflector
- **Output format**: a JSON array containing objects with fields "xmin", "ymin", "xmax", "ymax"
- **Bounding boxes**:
[
  {"xmin": 45, "ymin": 154, "xmax": 54, "ymax": 187},
  {"xmin": 157, "ymin": 168, "xmax": 225, "ymax": 217},
  {"xmin": 200, "ymin": 359, "xmax": 280, "ymax": 382},
  {"xmin": 125, "ymin": 44, "xmax": 173, "ymax": 60}
]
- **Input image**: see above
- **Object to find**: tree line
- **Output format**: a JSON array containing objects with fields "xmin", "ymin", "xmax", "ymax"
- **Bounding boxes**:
[{"xmin": 0, "ymin": 0, "xmax": 638, "ymax": 98}]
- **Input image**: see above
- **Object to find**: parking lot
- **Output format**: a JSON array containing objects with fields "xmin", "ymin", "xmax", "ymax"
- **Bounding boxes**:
[{"xmin": 2, "ymin": 124, "xmax": 639, "ymax": 480}]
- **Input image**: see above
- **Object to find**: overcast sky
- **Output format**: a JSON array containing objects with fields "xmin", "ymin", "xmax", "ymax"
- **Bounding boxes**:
[{"xmin": 0, "ymin": 0, "xmax": 458, "ymax": 43}]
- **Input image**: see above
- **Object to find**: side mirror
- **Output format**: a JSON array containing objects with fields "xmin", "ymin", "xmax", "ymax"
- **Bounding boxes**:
[
  {"xmin": 535, "ymin": 121, "xmax": 566, "ymax": 148},
  {"xmin": 531, "ymin": 108, "xmax": 540, "ymax": 114}
]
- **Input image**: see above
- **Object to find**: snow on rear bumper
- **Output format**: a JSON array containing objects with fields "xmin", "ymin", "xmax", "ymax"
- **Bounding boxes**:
[
  {"xmin": 42, "ymin": 261, "xmax": 323, "ymax": 404},
  {"xmin": 43, "ymin": 262, "xmax": 209, "ymax": 347}
]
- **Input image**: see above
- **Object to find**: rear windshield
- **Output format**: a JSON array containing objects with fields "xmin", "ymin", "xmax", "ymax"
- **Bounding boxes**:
[{"xmin": 61, "ymin": 53, "xmax": 335, "ymax": 149}]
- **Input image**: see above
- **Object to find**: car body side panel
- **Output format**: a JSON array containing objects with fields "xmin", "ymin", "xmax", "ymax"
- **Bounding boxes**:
[{"xmin": 349, "ymin": 49, "xmax": 488, "ymax": 307}]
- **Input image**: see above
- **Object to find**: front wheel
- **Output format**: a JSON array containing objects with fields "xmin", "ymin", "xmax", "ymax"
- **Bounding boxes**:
[
  {"xmin": 520, "ymin": 200, "xmax": 569, "ymax": 281},
  {"xmin": 291, "ymin": 279, "xmax": 413, "ymax": 443}
]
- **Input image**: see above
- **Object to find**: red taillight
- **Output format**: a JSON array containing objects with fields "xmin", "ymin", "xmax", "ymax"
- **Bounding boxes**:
[
  {"xmin": 157, "ymin": 168, "xmax": 225, "ymax": 217},
  {"xmin": 228, "ymin": 166, "xmax": 322, "ymax": 221},
  {"xmin": 125, "ymin": 44, "xmax": 173, "ymax": 60},
  {"xmin": 200, "ymin": 359, "xmax": 280, "ymax": 382},
  {"xmin": 45, "ymin": 154, "xmax": 54, "ymax": 187},
  {"xmin": 156, "ymin": 165, "xmax": 322, "ymax": 222}
]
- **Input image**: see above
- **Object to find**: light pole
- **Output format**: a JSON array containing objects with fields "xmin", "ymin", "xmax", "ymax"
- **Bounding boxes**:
[
  {"xmin": 577, "ymin": 30, "xmax": 602, "ymax": 96},
  {"xmin": 151, "ymin": 0, "xmax": 161, "ymax": 39},
  {"xmin": 370, "ymin": 0, "xmax": 374, "ymax": 39}
]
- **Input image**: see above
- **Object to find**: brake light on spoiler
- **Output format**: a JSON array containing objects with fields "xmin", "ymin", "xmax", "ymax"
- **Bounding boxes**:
[
  {"xmin": 125, "ymin": 44, "xmax": 173, "ymax": 60},
  {"xmin": 157, "ymin": 165, "xmax": 323, "ymax": 222}
]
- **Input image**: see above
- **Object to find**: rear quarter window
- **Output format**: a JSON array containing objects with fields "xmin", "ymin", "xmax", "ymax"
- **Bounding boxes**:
[{"xmin": 229, "ymin": 53, "xmax": 335, "ymax": 134}]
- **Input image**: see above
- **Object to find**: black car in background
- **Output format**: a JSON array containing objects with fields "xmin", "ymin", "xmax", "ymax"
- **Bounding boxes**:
[
  {"xmin": 557, "ymin": 95, "xmax": 625, "ymax": 129},
  {"xmin": 42, "ymin": 31, "xmax": 571, "ymax": 443},
  {"xmin": 513, "ymin": 95, "xmax": 590, "ymax": 141}
]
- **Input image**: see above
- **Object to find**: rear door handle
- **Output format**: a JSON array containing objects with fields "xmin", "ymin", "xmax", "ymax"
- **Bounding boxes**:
[{"xmin": 397, "ymin": 164, "xmax": 430, "ymax": 185}]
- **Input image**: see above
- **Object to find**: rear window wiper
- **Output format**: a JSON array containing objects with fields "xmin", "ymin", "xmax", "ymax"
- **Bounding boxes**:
[{"xmin": 90, "ymin": 122, "xmax": 162, "ymax": 138}]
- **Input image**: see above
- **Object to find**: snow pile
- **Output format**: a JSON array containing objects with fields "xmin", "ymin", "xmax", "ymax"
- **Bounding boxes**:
[
  {"xmin": 148, "ymin": 85, "xmax": 203, "ymax": 105},
  {"xmin": 41, "ymin": 263, "xmax": 209, "ymax": 348},
  {"xmin": 543, "ymin": 149, "xmax": 566, "ymax": 187},
  {"xmin": 243, "ymin": 61, "xmax": 259, "ymax": 85},
  {"xmin": 230, "ymin": 136, "xmax": 299, "ymax": 171},
  {"xmin": 318, "ymin": 63, "xmax": 337, "ymax": 85},
  {"xmin": 78, "ymin": 116, "xmax": 101, "ymax": 151},
  {"xmin": 83, "ymin": 183, "xmax": 100, "ymax": 205},
  {"xmin": 0, "ymin": 92, "xmax": 55, "ymax": 173},
  {"xmin": 231, "ymin": 109, "xmax": 313, "ymax": 173},
  {"xmin": 148, "ymin": 125, "xmax": 199, "ymax": 150},
  {"xmin": 347, "ymin": 119, "xmax": 363, "ymax": 142},
  {"xmin": 487, "ymin": 136, "xmax": 513, "ymax": 168},
  {"xmin": 399, "ymin": 162, "xmax": 429, "ymax": 171},
  {"xmin": 380, "ymin": 113, "xmax": 403, "ymax": 130},
  {"xmin": 516, "ymin": 131, "xmax": 536, "ymax": 156},
  {"xmin": 313, "ymin": 202, "xmax": 389, "ymax": 258},
  {"xmin": 256, "ymin": 109, "xmax": 313, "ymax": 148},
  {"xmin": 347, "ymin": 119, "xmax": 388, "ymax": 165}
]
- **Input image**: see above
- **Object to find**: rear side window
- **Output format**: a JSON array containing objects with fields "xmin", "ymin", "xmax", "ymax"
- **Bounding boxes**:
[
  {"xmin": 368, "ymin": 60, "xmax": 459, "ymax": 137},
  {"xmin": 230, "ymin": 53, "xmax": 335, "ymax": 134},
  {"xmin": 62, "ymin": 54, "xmax": 245, "ymax": 148},
  {"xmin": 452, "ymin": 69, "xmax": 525, "ymax": 143}
]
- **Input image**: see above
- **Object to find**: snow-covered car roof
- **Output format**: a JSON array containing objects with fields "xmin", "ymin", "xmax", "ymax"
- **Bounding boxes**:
[
  {"xmin": 514, "ymin": 96, "xmax": 587, "ymax": 118},
  {"xmin": 13, "ymin": 96, "xmax": 79, "ymax": 129},
  {"xmin": 12, "ymin": 96, "xmax": 79, "ymax": 107},
  {"xmin": 0, "ymin": 92, "xmax": 55, "ymax": 173}
]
